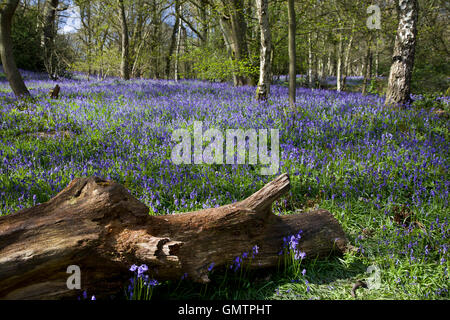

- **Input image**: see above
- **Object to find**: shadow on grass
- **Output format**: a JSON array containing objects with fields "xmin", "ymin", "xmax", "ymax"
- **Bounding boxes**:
[{"xmin": 120, "ymin": 255, "xmax": 367, "ymax": 301}]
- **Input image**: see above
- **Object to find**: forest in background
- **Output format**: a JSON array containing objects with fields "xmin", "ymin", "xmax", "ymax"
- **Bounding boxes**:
[{"xmin": 6, "ymin": 0, "xmax": 449, "ymax": 95}]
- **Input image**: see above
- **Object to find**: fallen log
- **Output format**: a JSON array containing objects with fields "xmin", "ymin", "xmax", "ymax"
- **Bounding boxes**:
[{"xmin": 0, "ymin": 173, "xmax": 348, "ymax": 300}]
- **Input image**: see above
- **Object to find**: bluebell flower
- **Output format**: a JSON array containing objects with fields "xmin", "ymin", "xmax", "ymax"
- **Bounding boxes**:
[
  {"xmin": 137, "ymin": 264, "xmax": 148, "ymax": 277},
  {"xmin": 129, "ymin": 264, "xmax": 138, "ymax": 272}
]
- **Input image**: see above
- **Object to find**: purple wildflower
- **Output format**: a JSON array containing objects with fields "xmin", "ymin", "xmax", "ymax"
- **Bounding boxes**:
[{"xmin": 129, "ymin": 264, "xmax": 138, "ymax": 272}]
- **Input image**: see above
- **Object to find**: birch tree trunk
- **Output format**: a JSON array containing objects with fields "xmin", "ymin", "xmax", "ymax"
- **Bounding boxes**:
[
  {"xmin": 336, "ymin": 33, "xmax": 343, "ymax": 91},
  {"xmin": 0, "ymin": 0, "xmax": 30, "ymax": 97},
  {"xmin": 375, "ymin": 33, "xmax": 379, "ymax": 77},
  {"xmin": 307, "ymin": 32, "xmax": 313, "ymax": 88},
  {"xmin": 342, "ymin": 20, "xmax": 355, "ymax": 91},
  {"xmin": 255, "ymin": 0, "xmax": 271, "ymax": 100},
  {"xmin": 326, "ymin": 50, "xmax": 332, "ymax": 77},
  {"xmin": 385, "ymin": 0, "xmax": 419, "ymax": 106}
]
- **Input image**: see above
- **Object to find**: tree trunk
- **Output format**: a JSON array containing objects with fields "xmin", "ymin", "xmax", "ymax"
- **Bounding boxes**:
[
  {"xmin": 255, "ymin": 0, "xmax": 271, "ymax": 100},
  {"xmin": 307, "ymin": 32, "xmax": 313, "ymax": 88},
  {"xmin": 375, "ymin": 33, "xmax": 379, "ymax": 77},
  {"xmin": 385, "ymin": 0, "xmax": 418, "ymax": 106},
  {"xmin": 119, "ymin": 0, "xmax": 130, "ymax": 80},
  {"xmin": 336, "ymin": 32, "xmax": 343, "ymax": 92},
  {"xmin": 0, "ymin": 0, "xmax": 30, "ymax": 97},
  {"xmin": 342, "ymin": 24, "xmax": 354, "ymax": 91},
  {"xmin": 174, "ymin": 14, "xmax": 182, "ymax": 82},
  {"xmin": 219, "ymin": 16, "xmax": 238, "ymax": 85},
  {"xmin": 165, "ymin": 1, "xmax": 180, "ymax": 79},
  {"xmin": 199, "ymin": 0, "xmax": 208, "ymax": 46},
  {"xmin": 0, "ymin": 174, "xmax": 348, "ymax": 300},
  {"xmin": 326, "ymin": 50, "xmax": 332, "ymax": 77},
  {"xmin": 287, "ymin": 0, "xmax": 296, "ymax": 108},
  {"xmin": 361, "ymin": 41, "xmax": 371, "ymax": 95},
  {"xmin": 223, "ymin": 0, "xmax": 251, "ymax": 86},
  {"xmin": 41, "ymin": 0, "xmax": 59, "ymax": 80}
]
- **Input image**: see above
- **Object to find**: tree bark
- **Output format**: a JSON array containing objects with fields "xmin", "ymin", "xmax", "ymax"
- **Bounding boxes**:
[
  {"xmin": 326, "ymin": 49, "xmax": 332, "ymax": 77},
  {"xmin": 165, "ymin": 0, "xmax": 180, "ymax": 79},
  {"xmin": 385, "ymin": 0, "xmax": 418, "ymax": 106},
  {"xmin": 255, "ymin": 0, "xmax": 271, "ymax": 100},
  {"xmin": 221, "ymin": 0, "xmax": 252, "ymax": 86},
  {"xmin": 219, "ymin": 16, "xmax": 238, "ymax": 85},
  {"xmin": 336, "ymin": 32, "xmax": 343, "ymax": 92},
  {"xmin": 0, "ymin": 174, "xmax": 348, "ymax": 300},
  {"xmin": 199, "ymin": 0, "xmax": 208, "ymax": 45},
  {"xmin": 307, "ymin": 32, "xmax": 313, "ymax": 88},
  {"xmin": 0, "ymin": 0, "xmax": 30, "ymax": 97},
  {"xmin": 287, "ymin": 0, "xmax": 296, "ymax": 108},
  {"xmin": 361, "ymin": 41, "xmax": 371, "ymax": 95},
  {"xmin": 342, "ymin": 22, "xmax": 355, "ymax": 91},
  {"xmin": 118, "ymin": 0, "xmax": 130, "ymax": 80},
  {"xmin": 41, "ymin": 0, "xmax": 59, "ymax": 79},
  {"xmin": 174, "ymin": 12, "xmax": 182, "ymax": 82}
]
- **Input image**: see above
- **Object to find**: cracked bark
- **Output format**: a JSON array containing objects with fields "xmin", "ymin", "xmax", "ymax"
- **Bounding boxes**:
[
  {"xmin": 385, "ymin": 0, "xmax": 418, "ymax": 106},
  {"xmin": 0, "ymin": 174, "xmax": 347, "ymax": 299}
]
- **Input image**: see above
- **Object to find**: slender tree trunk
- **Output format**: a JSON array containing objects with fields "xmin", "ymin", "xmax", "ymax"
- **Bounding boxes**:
[
  {"xmin": 119, "ymin": 0, "xmax": 130, "ymax": 80},
  {"xmin": 313, "ymin": 34, "xmax": 318, "ymax": 88},
  {"xmin": 255, "ymin": 0, "xmax": 271, "ymax": 100},
  {"xmin": 166, "ymin": 1, "xmax": 180, "ymax": 79},
  {"xmin": 307, "ymin": 32, "xmax": 313, "ymax": 88},
  {"xmin": 85, "ymin": 2, "xmax": 92, "ymax": 80},
  {"xmin": 199, "ymin": 0, "xmax": 208, "ymax": 46},
  {"xmin": 361, "ymin": 43, "xmax": 371, "ymax": 95},
  {"xmin": 336, "ymin": 33, "xmax": 343, "ymax": 91},
  {"xmin": 342, "ymin": 24, "xmax": 354, "ymax": 91},
  {"xmin": 219, "ymin": 17, "xmax": 238, "ymax": 85},
  {"xmin": 0, "ymin": 0, "xmax": 30, "ymax": 97},
  {"xmin": 174, "ymin": 14, "xmax": 182, "ymax": 82},
  {"xmin": 153, "ymin": 9, "xmax": 161, "ymax": 79},
  {"xmin": 287, "ymin": 0, "xmax": 296, "ymax": 108},
  {"xmin": 41, "ymin": 0, "xmax": 59, "ymax": 80},
  {"xmin": 375, "ymin": 33, "xmax": 379, "ymax": 77},
  {"xmin": 225, "ymin": 0, "xmax": 251, "ymax": 86},
  {"xmin": 326, "ymin": 50, "xmax": 332, "ymax": 77},
  {"xmin": 131, "ymin": 28, "xmax": 150, "ymax": 78},
  {"xmin": 385, "ymin": 0, "xmax": 419, "ymax": 106}
]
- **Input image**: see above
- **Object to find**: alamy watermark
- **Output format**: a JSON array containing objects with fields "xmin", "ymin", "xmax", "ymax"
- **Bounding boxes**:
[
  {"xmin": 171, "ymin": 121, "xmax": 279, "ymax": 175},
  {"xmin": 367, "ymin": 5, "xmax": 381, "ymax": 30},
  {"xmin": 66, "ymin": 265, "xmax": 81, "ymax": 289},
  {"xmin": 366, "ymin": 264, "xmax": 382, "ymax": 290}
]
